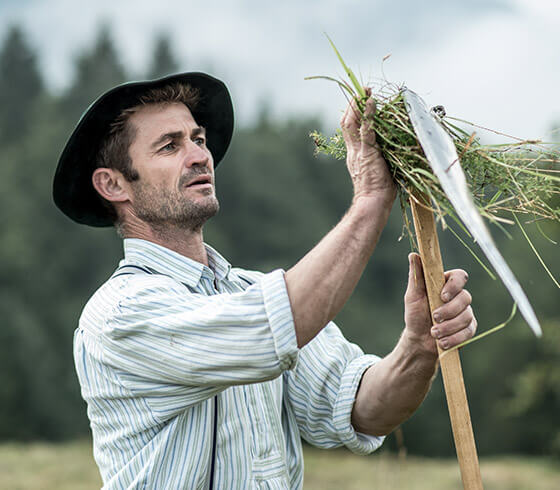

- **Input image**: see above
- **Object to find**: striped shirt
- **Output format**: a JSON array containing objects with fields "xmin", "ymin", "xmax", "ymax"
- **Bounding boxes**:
[{"xmin": 74, "ymin": 238, "xmax": 384, "ymax": 489}]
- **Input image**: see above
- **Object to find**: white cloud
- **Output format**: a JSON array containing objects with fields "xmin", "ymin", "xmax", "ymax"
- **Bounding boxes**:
[{"xmin": 395, "ymin": 9, "xmax": 560, "ymax": 139}]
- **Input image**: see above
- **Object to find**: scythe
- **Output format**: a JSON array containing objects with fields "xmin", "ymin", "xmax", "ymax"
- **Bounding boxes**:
[{"xmin": 403, "ymin": 89, "xmax": 542, "ymax": 490}]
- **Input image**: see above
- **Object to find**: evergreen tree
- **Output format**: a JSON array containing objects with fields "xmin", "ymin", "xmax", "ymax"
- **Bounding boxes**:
[
  {"xmin": 504, "ymin": 320, "xmax": 560, "ymax": 457},
  {"xmin": 61, "ymin": 23, "xmax": 127, "ymax": 121},
  {"xmin": 146, "ymin": 33, "xmax": 179, "ymax": 79},
  {"xmin": 0, "ymin": 25, "xmax": 44, "ymax": 144},
  {"xmin": 0, "ymin": 23, "xmax": 122, "ymax": 440}
]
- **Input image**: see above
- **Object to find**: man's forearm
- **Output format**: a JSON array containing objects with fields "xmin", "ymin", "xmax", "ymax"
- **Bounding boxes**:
[
  {"xmin": 285, "ymin": 192, "xmax": 394, "ymax": 347},
  {"xmin": 351, "ymin": 330, "xmax": 438, "ymax": 436}
]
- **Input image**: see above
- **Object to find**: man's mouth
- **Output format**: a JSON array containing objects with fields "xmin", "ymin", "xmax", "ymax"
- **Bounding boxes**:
[{"xmin": 184, "ymin": 174, "xmax": 213, "ymax": 188}]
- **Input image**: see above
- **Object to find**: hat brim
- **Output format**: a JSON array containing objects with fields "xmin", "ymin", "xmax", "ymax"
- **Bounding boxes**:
[{"xmin": 53, "ymin": 72, "xmax": 234, "ymax": 227}]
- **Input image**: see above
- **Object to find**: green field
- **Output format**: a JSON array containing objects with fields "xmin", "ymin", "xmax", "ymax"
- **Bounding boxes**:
[{"xmin": 1, "ymin": 440, "xmax": 558, "ymax": 489}]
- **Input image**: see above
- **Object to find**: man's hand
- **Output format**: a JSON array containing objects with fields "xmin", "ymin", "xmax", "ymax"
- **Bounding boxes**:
[
  {"xmin": 404, "ymin": 252, "xmax": 477, "ymax": 354},
  {"xmin": 340, "ymin": 90, "xmax": 396, "ymax": 201},
  {"xmin": 352, "ymin": 254, "xmax": 477, "ymax": 436}
]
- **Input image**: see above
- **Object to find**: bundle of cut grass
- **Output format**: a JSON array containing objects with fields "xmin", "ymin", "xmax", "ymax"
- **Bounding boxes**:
[{"xmin": 308, "ymin": 39, "xmax": 560, "ymax": 289}]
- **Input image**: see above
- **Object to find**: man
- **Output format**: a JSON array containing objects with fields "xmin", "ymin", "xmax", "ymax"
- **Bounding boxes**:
[{"xmin": 53, "ymin": 72, "xmax": 476, "ymax": 489}]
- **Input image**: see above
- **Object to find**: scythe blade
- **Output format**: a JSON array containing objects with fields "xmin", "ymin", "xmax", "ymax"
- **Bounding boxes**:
[{"xmin": 403, "ymin": 88, "xmax": 542, "ymax": 337}]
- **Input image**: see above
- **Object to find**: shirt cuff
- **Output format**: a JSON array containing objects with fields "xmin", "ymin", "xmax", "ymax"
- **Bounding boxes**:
[
  {"xmin": 261, "ymin": 269, "xmax": 299, "ymax": 371},
  {"xmin": 332, "ymin": 354, "xmax": 385, "ymax": 454}
]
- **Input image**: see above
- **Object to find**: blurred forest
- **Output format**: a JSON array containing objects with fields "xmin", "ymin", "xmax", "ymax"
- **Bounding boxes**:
[{"xmin": 0, "ymin": 24, "xmax": 558, "ymax": 458}]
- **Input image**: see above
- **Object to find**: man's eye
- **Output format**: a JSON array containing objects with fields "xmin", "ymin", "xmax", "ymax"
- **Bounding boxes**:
[
  {"xmin": 160, "ymin": 142, "xmax": 176, "ymax": 152},
  {"xmin": 194, "ymin": 137, "xmax": 206, "ymax": 146}
]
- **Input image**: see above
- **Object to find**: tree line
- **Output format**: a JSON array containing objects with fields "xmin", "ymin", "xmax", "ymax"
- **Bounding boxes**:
[{"xmin": 0, "ymin": 24, "xmax": 558, "ymax": 457}]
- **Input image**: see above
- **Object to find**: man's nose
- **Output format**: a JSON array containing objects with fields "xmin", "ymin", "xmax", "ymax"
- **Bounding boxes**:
[{"xmin": 185, "ymin": 142, "xmax": 210, "ymax": 169}]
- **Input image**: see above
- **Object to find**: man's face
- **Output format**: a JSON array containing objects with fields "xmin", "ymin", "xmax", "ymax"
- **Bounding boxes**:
[{"xmin": 126, "ymin": 102, "xmax": 219, "ymax": 231}]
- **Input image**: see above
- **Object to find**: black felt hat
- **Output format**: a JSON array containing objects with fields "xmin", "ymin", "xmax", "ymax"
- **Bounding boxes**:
[{"xmin": 53, "ymin": 72, "xmax": 234, "ymax": 227}]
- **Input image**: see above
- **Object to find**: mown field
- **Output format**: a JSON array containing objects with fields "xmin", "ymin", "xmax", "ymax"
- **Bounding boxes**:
[{"xmin": 1, "ymin": 440, "xmax": 558, "ymax": 489}]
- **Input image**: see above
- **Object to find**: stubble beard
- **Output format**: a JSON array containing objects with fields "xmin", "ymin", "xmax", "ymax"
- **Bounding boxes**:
[{"xmin": 131, "ymin": 179, "xmax": 220, "ymax": 233}]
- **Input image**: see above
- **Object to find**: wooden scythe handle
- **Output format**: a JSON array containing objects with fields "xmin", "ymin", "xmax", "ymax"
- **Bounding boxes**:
[{"xmin": 410, "ymin": 193, "xmax": 483, "ymax": 490}]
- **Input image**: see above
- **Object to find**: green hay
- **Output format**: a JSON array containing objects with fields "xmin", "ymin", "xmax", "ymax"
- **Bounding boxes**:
[
  {"xmin": 310, "ymin": 89, "xmax": 559, "ymax": 228},
  {"xmin": 307, "ymin": 58, "xmax": 559, "ymax": 284},
  {"xmin": 307, "ymin": 38, "xmax": 560, "ymax": 347}
]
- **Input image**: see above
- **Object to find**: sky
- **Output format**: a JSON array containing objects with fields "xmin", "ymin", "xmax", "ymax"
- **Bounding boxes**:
[{"xmin": 1, "ymin": 0, "xmax": 559, "ymax": 140}]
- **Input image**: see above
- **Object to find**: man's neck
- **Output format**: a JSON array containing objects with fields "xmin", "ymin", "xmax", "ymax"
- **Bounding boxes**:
[{"xmin": 123, "ymin": 221, "xmax": 209, "ymax": 266}]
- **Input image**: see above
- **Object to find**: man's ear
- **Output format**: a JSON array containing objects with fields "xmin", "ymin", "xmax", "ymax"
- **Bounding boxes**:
[{"xmin": 92, "ymin": 168, "xmax": 130, "ymax": 203}]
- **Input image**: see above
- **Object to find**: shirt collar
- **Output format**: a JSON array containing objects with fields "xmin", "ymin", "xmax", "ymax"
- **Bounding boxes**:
[{"xmin": 122, "ymin": 238, "xmax": 232, "ymax": 287}]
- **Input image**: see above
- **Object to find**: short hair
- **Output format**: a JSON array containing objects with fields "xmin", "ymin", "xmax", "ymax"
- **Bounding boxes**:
[{"xmin": 95, "ymin": 83, "xmax": 201, "ymax": 223}]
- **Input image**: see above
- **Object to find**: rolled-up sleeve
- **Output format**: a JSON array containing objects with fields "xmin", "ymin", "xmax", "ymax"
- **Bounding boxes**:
[
  {"xmin": 283, "ymin": 323, "xmax": 385, "ymax": 454},
  {"xmin": 96, "ymin": 268, "xmax": 298, "ymax": 408},
  {"xmin": 332, "ymin": 354, "xmax": 385, "ymax": 454}
]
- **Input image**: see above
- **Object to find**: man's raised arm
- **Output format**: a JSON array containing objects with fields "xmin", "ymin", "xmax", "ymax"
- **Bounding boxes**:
[
  {"xmin": 284, "ymin": 90, "xmax": 477, "ymax": 434},
  {"xmin": 285, "ymin": 93, "xmax": 397, "ymax": 348}
]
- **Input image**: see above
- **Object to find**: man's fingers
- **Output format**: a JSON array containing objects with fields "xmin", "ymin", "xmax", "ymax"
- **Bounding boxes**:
[
  {"xmin": 359, "ymin": 96, "xmax": 377, "ymax": 148},
  {"xmin": 437, "ymin": 318, "xmax": 477, "ymax": 350},
  {"xmin": 441, "ymin": 269, "xmax": 469, "ymax": 302},
  {"xmin": 341, "ymin": 89, "xmax": 377, "ymax": 148},
  {"xmin": 432, "ymin": 289, "xmax": 472, "ymax": 323},
  {"xmin": 340, "ymin": 97, "xmax": 361, "ymax": 145},
  {"xmin": 431, "ymin": 306, "xmax": 477, "ymax": 350}
]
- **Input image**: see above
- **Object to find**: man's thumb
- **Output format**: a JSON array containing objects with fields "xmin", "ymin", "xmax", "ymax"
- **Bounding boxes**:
[{"xmin": 406, "ymin": 252, "xmax": 426, "ymax": 299}]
